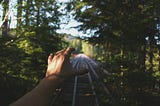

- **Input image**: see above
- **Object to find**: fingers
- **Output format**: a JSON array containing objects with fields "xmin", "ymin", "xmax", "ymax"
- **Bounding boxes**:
[
  {"xmin": 52, "ymin": 49, "xmax": 65, "ymax": 60},
  {"xmin": 48, "ymin": 53, "xmax": 53, "ymax": 64},
  {"xmin": 64, "ymin": 48, "xmax": 75, "ymax": 57},
  {"xmin": 48, "ymin": 48, "xmax": 75, "ymax": 64},
  {"xmin": 55, "ymin": 49, "xmax": 65, "ymax": 55},
  {"xmin": 54, "ymin": 48, "xmax": 75, "ymax": 59}
]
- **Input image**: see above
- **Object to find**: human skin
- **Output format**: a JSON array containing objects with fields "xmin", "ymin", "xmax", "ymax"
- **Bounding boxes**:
[{"xmin": 10, "ymin": 48, "xmax": 88, "ymax": 106}]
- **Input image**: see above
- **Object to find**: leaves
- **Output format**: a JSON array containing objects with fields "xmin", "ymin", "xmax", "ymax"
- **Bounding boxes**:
[
  {"xmin": 0, "ymin": 0, "xmax": 65, "ymax": 105},
  {"xmin": 65, "ymin": 0, "xmax": 160, "ymax": 105}
]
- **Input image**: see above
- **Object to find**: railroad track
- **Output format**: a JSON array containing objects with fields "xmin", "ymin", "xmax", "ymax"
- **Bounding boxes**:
[{"xmin": 50, "ymin": 54, "xmax": 114, "ymax": 106}]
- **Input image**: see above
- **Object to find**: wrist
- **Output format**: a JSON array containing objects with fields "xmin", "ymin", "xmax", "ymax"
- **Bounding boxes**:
[
  {"xmin": 46, "ymin": 75, "xmax": 63, "ymax": 83},
  {"xmin": 37, "ymin": 75, "xmax": 62, "ymax": 94}
]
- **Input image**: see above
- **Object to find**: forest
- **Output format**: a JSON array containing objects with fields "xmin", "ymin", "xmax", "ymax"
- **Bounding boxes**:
[{"xmin": 0, "ymin": 0, "xmax": 160, "ymax": 106}]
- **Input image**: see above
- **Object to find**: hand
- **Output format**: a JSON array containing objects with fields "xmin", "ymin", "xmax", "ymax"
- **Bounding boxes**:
[
  {"xmin": 10, "ymin": 48, "xmax": 88, "ymax": 106},
  {"xmin": 46, "ymin": 48, "xmax": 88, "ymax": 81}
]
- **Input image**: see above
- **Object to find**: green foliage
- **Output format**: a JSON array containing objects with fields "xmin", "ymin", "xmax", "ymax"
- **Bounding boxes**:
[
  {"xmin": 1, "ymin": 0, "xmax": 160, "ymax": 105},
  {"xmin": 0, "ymin": 0, "xmax": 67, "ymax": 105},
  {"xmin": 82, "ymin": 41, "xmax": 93, "ymax": 56},
  {"xmin": 70, "ymin": 37, "xmax": 82, "ymax": 52},
  {"xmin": 66, "ymin": 1, "xmax": 160, "ymax": 105}
]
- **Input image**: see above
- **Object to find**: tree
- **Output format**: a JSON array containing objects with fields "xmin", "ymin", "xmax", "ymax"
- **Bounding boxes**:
[
  {"xmin": 65, "ymin": 0, "xmax": 160, "ymax": 105},
  {"xmin": 17, "ymin": 0, "xmax": 22, "ymax": 29},
  {"xmin": 0, "ymin": 0, "xmax": 66, "ymax": 105},
  {"xmin": 1, "ymin": 0, "xmax": 9, "ymax": 37}
]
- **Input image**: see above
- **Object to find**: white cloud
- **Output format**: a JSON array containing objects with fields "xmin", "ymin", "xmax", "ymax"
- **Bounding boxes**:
[{"xmin": 57, "ymin": 0, "xmax": 70, "ymax": 3}]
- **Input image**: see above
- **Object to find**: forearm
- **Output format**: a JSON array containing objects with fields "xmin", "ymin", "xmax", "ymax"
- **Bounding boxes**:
[
  {"xmin": 10, "ymin": 48, "xmax": 80, "ymax": 106},
  {"xmin": 10, "ymin": 76, "xmax": 62, "ymax": 106}
]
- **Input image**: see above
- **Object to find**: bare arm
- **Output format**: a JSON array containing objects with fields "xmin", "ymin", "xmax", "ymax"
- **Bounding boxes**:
[{"xmin": 10, "ymin": 48, "xmax": 88, "ymax": 106}]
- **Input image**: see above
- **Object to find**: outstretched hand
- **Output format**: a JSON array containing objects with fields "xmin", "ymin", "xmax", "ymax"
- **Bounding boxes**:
[
  {"xmin": 46, "ymin": 48, "xmax": 88, "ymax": 81},
  {"xmin": 10, "ymin": 48, "xmax": 88, "ymax": 106}
]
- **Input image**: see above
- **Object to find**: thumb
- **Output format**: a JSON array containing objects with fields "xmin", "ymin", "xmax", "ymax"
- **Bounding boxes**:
[{"xmin": 48, "ymin": 53, "xmax": 53, "ymax": 64}]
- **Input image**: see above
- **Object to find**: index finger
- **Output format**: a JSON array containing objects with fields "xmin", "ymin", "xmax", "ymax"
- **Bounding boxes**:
[{"xmin": 64, "ymin": 48, "xmax": 75, "ymax": 57}]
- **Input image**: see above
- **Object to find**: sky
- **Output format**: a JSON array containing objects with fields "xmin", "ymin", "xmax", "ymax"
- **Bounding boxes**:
[
  {"xmin": 0, "ymin": 0, "xmax": 17, "ymax": 27},
  {"xmin": 0, "ymin": 0, "xmax": 89, "ymax": 37}
]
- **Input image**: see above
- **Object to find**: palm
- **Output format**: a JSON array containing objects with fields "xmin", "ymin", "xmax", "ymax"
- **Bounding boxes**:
[{"xmin": 46, "ymin": 48, "xmax": 88, "ymax": 81}]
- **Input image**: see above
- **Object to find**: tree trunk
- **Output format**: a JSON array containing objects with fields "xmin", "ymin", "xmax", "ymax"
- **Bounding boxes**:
[
  {"xmin": 36, "ymin": 1, "xmax": 40, "ymax": 27},
  {"xmin": 148, "ymin": 32, "xmax": 156, "ymax": 71},
  {"xmin": 17, "ymin": 0, "xmax": 22, "ymax": 28},
  {"xmin": 138, "ymin": 40, "xmax": 146, "ymax": 72},
  {"xmin": 2, "ymin": 0, "xmax": 9, "ymax": 38},
  {"xmin": 141, "ymin": 45, "xmax": 146, "ymax": 71},
  {"xmin": 37, "ymin": 8, "xmax": 40, "ymax": 27},
  {"xmin": 158, "ymin": 49, "xmax": 160, "ymax": 71},
  {"xmin": 25, "ymin": 0, "xmax": 30, "ymax": 26}
]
